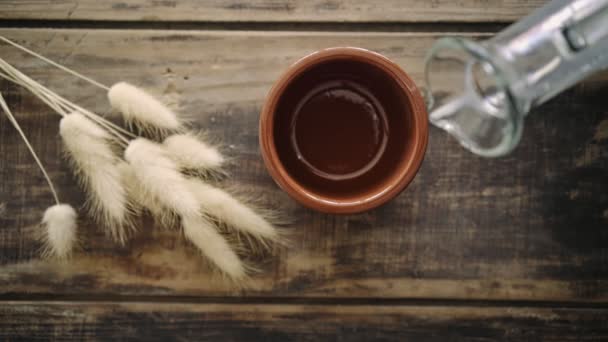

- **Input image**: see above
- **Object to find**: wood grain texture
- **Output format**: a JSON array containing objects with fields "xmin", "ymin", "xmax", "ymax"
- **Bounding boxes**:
[
  {"xmin": 0, "ymin": 29, "xmax": 606, "ymax": 302},
  {"xmin": 0, "ymin": 0, "xmax": 547, "ymax": 23},
  {"xmin": 1, "ymin": 301, "xmax": 607, "ymax": 341}
]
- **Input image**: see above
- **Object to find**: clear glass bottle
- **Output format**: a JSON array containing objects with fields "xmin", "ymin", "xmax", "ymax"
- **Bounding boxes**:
[{"xmin": 425, "ymin": 0, "xmax": 608, "ymax": 157}]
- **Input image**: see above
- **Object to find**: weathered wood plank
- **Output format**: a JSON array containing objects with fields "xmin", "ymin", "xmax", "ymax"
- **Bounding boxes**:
[
  {"xmin": 0, "ymin": 29, "xmax": 606, "ymax": 301},
  {"xmin": 1, "ymin": 301, "xmax": 607, "ymax": 341},
  {"xmin": 0, "ymin": 0, "xmax": 547, "ymax": 23}
]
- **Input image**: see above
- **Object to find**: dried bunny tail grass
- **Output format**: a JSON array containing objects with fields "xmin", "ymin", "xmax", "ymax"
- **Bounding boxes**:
[
  {"xmin": 61, "ymin": 110, "xmax": 111, "ymax": 139},
  {"xmin": 186, "ymin": 179, "xmax": 285, "ymax": 250},
  {"xmin": 60, "ymin": 112, "xmax": 132, "ymax": 243},
  {"xmin": 182, "ymin": 214, "xmax": 247, "ymax": 280},
  {"xmin": 124, "ymin": 138, "xmax": 199, "ymax": 218},
  {"xmin": 118, "ymin": 162, "xmax": 149, "ymax": 212},
  {"xmin": 118, "ymin": 162, "xmax": 177, "ymax": 227},
  {"xmin": 108, "ymin": 82, "xmax": 183, "ymax": 136},
  {"xmin": 40, "ymin": 204, "xmax": 77, "ymax": 259},
  {"xmin": 163, "ymin": 133, "xmax": 225, "ymax": 174}
]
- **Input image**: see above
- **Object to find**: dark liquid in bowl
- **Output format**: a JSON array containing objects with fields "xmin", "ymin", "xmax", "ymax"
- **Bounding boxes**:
[
  {"xmin": 274, "ymin": 59, "xmax": 414, "ymax": 200},
  {"xmin": 291, "ymin": 80, "xmax": 389, "ymax": 180}
]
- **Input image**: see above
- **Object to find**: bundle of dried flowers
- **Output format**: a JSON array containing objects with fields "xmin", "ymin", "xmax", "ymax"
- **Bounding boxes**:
[{"xmin": 0, "ymin": 36, "xmax": 283, "ymax": 279}]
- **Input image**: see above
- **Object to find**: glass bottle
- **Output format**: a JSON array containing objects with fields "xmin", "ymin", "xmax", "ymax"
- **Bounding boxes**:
[{"xmin": 425, "ymin": 0, "xmax": 608, "ymax": 157}]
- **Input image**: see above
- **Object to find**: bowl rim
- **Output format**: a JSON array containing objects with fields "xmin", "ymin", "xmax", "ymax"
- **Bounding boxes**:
[{"xmin": 259, "ymin": 47, "xmax": 428, "ymax": 214}]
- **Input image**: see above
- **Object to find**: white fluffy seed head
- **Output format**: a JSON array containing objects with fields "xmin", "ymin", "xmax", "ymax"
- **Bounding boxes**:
[
  {"xmin": 108, "ymin": 82, "xmax": 182, "ymax": 134},
  {"xmin": 182, "ymin": 214, "xmax": 245, "ymax": 280},
  {"xmin": 119, "ymin": 162, "xmax": 149, "ymax": 210},
  {"xmin": 163, "ymin": 133, "xmax": 224, "ymax": 172},
  {"xmin": 41, "ymin": 204, "xmax": 77, "ymax": 259},
  {"xmin": 187, "ymin": 179, "xmax": 280, "ymax": 248},
  {"xmin": 59, "ymin": 112, "xmax": 111, "ymax": 140},
  {"xmin": 119, "ymin": 162, "xmax": 176, "ymax": 227},
  {"xmin": 60, "ymin": 112, "xmax": 131, "ymax": 243},
  {"xmin": 124, "ymin": 138, "xmax": 199, "ymax": 217}
]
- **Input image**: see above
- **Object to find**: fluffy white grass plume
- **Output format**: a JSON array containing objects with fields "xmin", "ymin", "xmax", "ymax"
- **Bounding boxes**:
[
  {"xmin": 163, "ymin": 133, "xmax": 224, "ymax": 172},
  {"xmin": 118, "ymin": 161, "xmax": 176, "ymax": 226},
  {"xmin": 118, "ymin": 162, "xmax": 153, "ymax": 212},
  {"xmin": 41, "ymin": 204, "xmax": 77, "ymax": 259},
  {"xmin": 60, "ymin": 112, "xmax": 131, "ymax": 243},
  {"xmin": 182, "ymin": 215, "xmax": 246, "ymax": 280},
  {"xmin": 125, "ymin": 138, "xmax": 246, "ymax": 278},
  {"xmin": 108, "ymin": 82, "xmax": 182, "ymax": 134},
  {"xmin": 124, "ymin": 138, "xmax": 199, "ymax": 217},
  {"xmin": 187, "ymin": 179, "xmax": 281, "ymax": 248}
]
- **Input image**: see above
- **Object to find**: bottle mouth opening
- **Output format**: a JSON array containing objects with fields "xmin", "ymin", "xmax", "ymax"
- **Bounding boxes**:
[{"xmin": 424, "ymin": 37, "xmax": 523, "ymax": 157}]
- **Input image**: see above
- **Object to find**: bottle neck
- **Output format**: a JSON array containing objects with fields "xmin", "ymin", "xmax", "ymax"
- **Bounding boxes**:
[{"xmin": 486, "ymin": 0, "xmax": 608, "ymax": 115}]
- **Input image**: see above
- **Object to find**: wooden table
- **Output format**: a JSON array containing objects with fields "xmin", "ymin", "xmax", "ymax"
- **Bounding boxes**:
[{"xmin": 1, "ymin": 1, "xmax": 607, "ymax": 340}]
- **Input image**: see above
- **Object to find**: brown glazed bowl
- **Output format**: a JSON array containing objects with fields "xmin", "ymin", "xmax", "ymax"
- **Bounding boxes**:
[{"xmin": 260, "ymin": 47, "xmax": 428, "ymax": 214}]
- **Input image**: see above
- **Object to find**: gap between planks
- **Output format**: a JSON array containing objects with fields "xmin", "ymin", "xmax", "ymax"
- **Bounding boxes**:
[
  {"xmin": 0, "ymin": 19, "xmax": 507, "ymax": 33},
  {"xmin": 1, "ymin": 294, "xmax": 607, "ymax": 309}
]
